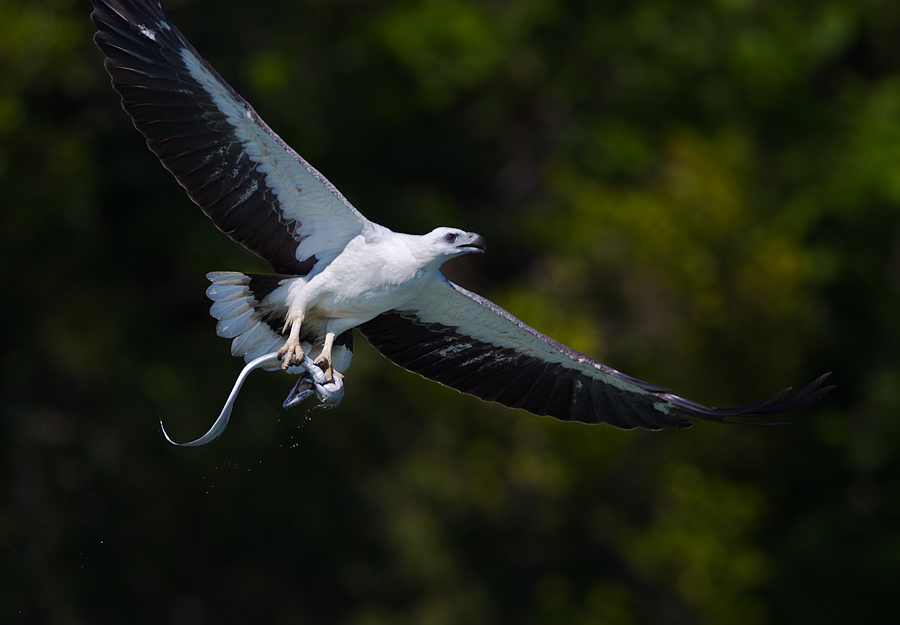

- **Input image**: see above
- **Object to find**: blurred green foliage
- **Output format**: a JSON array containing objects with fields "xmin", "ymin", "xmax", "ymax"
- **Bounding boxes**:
[{"xmin": 2, "ymin": 0, "xmax": 899, "ymax": 623}]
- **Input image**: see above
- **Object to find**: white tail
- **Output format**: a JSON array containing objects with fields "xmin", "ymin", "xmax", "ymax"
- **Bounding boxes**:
[{"xmin": 206, "ymin": 271, "xmax": 293, "ymax": 370}]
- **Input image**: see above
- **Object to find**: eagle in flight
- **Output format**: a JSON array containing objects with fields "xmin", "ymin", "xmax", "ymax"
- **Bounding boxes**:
[{"xmin": 91, "ymin": 0, "xmax": 832, "ymax": 440}]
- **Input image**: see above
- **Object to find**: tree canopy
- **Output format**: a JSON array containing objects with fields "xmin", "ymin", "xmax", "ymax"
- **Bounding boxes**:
[{"xmin": 2, "ymin": 0, "xmax": 898, "ymax": 623}]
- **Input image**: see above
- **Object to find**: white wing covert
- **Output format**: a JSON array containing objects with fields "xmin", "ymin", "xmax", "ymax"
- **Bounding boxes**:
[{"xmin": 92, "ymin": 0, "xmax": 374, "ymax": 276}]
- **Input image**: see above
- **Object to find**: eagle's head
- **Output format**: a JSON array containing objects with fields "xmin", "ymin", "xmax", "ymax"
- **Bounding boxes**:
[{"xmin": 425, "ymin": 227, "xmax": 487, "ymax": 262}]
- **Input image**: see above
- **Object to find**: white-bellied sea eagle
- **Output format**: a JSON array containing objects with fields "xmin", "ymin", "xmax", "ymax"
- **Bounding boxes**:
[{"xmin": 91, "ymin": 0, "xmax": 832, "ymax": 442}]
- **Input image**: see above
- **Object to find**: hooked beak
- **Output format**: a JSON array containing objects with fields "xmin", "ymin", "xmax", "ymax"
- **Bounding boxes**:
[{"xmin": 457, "ymin": 232, "xmax": 486, "ymax": 254}]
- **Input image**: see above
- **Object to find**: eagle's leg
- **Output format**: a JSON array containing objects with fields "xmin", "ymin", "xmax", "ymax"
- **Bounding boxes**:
[
  {"xmin": 313, "ymin": 331, "xmax": 336, "ymax": 383},
  {"xmin": 278, "ymin": 314, "xmax": 305, "ymax": 370}
]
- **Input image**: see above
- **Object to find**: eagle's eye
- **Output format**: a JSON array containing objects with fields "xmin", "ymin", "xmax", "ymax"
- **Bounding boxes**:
[{"xmin": 444, "ymin": 232, "xmax": 458, "ymax": 243}]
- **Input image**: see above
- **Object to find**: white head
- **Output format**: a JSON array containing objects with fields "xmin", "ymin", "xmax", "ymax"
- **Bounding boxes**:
[{"xmin": 417, "ymin": 227, "xmax": 487, "ymax": 266}]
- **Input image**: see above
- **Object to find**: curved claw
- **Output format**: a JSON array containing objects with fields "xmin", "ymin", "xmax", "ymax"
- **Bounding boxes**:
[{"xmin": 278, "ymin": 339, "xmax": 305, "ymax": 370}]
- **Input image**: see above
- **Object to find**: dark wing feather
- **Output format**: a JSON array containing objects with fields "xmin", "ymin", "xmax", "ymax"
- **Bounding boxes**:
[
  {"xmin": 359, "ymin": 277, "xmax": 833, "ymax": 430},
  {"xmin": 91, "ymin": 0, "xmax": 374, "ymax": 276}
]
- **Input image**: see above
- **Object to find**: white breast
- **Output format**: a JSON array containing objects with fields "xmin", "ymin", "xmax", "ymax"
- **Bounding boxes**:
[{"xmin": 285, "ymin": 231, "xmax": 435, "ymax": 333}]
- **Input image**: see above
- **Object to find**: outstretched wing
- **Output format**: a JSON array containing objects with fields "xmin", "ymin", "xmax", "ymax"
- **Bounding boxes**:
[
  {"xmin": 359, "ymin": 277, "xmax": 833, "ymax": 430},
  {"xmin": 91, "ymin": 0, "xmax": 376, "ymax": 276}
]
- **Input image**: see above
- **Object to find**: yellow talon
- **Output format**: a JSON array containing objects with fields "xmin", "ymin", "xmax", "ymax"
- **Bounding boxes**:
[
  {"xmin": 313, "ymin": 354, "xmax": 333, "ymax": 383},
  {"xmin": 277, "ymin": 340, "xmax": 304, "ymax": 370}
]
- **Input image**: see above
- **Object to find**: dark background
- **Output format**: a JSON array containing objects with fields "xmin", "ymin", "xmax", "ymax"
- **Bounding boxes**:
[{"xmin": 3, "ymin": 0, "xmax": 899, "ymax": 623}]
